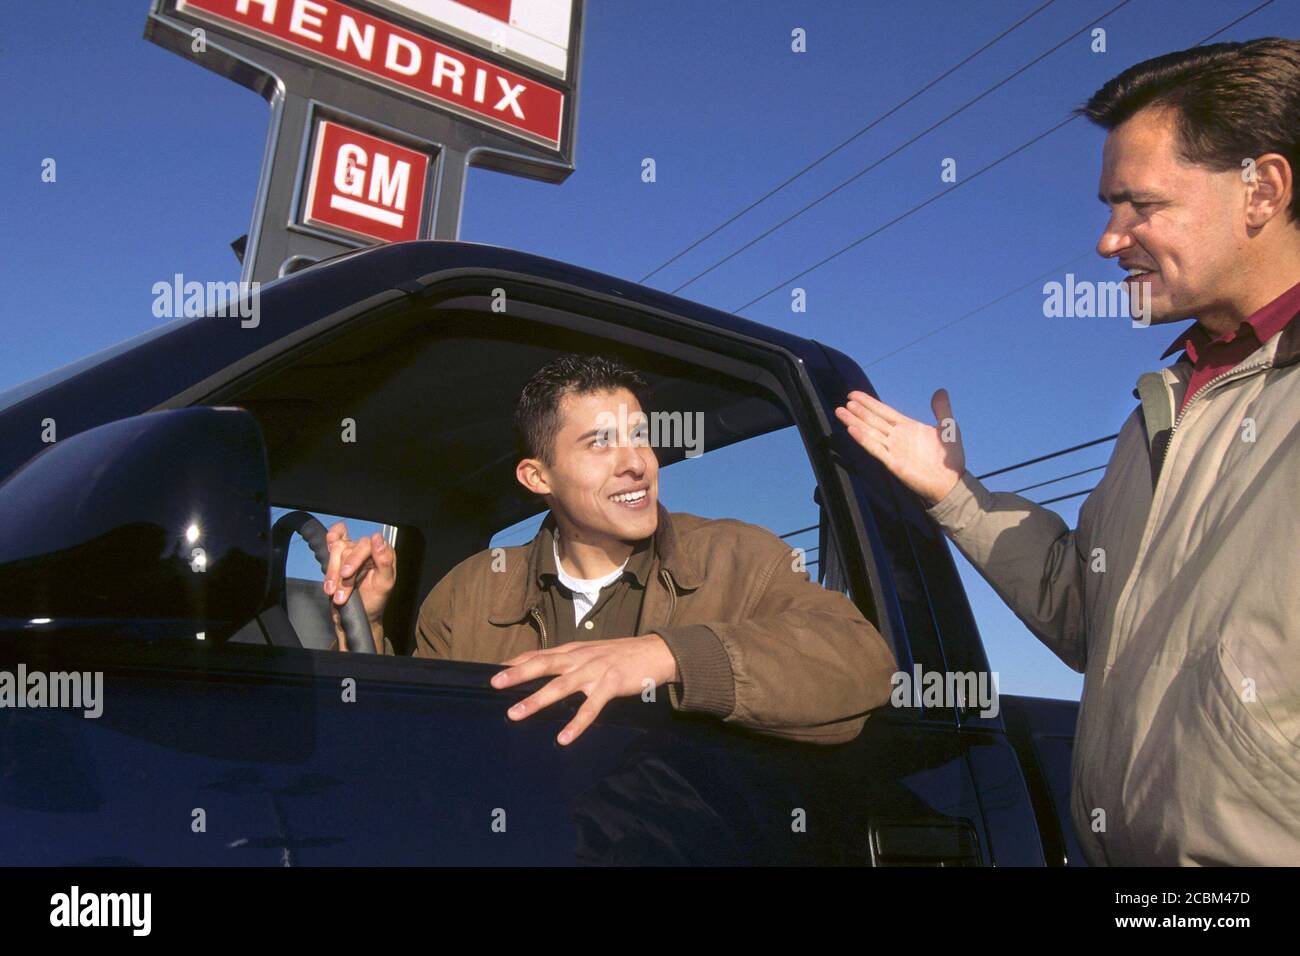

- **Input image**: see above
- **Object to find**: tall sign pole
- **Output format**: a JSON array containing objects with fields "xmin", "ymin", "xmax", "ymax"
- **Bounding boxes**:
[{"xmin": 145, "ymin": 0, "xmax": 582, "ymax": 283}]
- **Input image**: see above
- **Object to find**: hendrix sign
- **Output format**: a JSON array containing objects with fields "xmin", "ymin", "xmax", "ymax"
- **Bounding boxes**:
[{"xmin": 145, "ymin": 0, "xmax": 582, "ymax": 281}]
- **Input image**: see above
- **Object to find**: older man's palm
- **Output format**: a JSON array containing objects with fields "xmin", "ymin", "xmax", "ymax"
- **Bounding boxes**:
[{"xmin": 835, "ymin": 388, "xmax": 965, "ymax": 506}]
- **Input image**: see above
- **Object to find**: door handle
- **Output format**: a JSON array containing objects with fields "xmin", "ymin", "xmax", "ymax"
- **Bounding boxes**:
[{"xmin": 869, "ymin": 820, "xmax": 981, "ymax": 866}]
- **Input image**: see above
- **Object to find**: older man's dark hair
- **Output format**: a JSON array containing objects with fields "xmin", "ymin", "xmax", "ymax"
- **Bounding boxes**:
[{"xmin": 1077, "ymin": 37, "xmax": 1300, "ymax": 223}]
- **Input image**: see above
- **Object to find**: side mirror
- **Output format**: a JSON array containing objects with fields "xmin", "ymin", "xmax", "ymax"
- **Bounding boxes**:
[{"xmin": 0, "ymin": 407, "xmax": 270, "ymax": 638}]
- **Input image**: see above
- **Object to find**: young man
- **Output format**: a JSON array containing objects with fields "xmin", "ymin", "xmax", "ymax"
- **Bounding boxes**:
[
  {"xmin": 325, "ymin": 354, "xmax": 896, "ymax": 746},
  {"xmin": 836, "ymin": 39, "xmax": 1300, "ymax": 864}
]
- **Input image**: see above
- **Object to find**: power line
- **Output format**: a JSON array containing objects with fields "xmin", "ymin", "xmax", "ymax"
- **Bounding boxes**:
[
  {"xmin": 1197, "ymin": 0, "xmax": 1278, "ymax": 43},
  {"xmin": 1009, "ymin": 463, "xmax": 1107, "ymax": 495},
  {"xmin": 1037, "ymin": 487, "xmax": 1095, "ymax": 505},
  {"xmin": 976, "ymin": 433, "xmax": 1118, "ymax": 480},
  {"xmin": 774, "ymin": 1, "xmax": 1279, "ymax": 528},
  {"xmin": 865, "ymin": 248, "xmax": 1095, "ymax": 368},
  {"xmin": 672, "ymin": 0, "xmax": 1135, "ymax": 295},
  {"xmin": 728, "ymin": 0, "xmax": 1275, "ymax": 314},
  {"xmin": 775, "ymin": 458, "xmax": 1104, "ymax": 534},
  {"xmin": 637, "ymin": 0, "xmax": 1059, "ymax": 284},
  {"xmin": 733, "ymin": 113, "xmax": 1080, "ymax": 312},
  {"xmin": 940, "ymin": 3, "xmax": 1278, "ymax": 486},
  {"xmin": 860, "ymin": 0, "xmax": 1277, "ymax": 369}
]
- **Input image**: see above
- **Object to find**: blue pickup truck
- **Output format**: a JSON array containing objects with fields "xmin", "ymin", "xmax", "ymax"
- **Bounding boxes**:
[{"xmin": 0, "ymin": 241, "xmax": 1081, "ymax": 865}]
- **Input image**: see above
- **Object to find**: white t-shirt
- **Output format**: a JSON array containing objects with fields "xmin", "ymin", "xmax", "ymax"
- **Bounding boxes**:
[{"xmin": 553, "ymin": 537, "xmax": 627, "ymax": 626}]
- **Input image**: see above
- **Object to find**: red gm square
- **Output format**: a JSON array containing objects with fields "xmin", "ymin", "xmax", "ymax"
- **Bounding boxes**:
[{"xmin": 303, "ymin": 120, "xmax": 430, "ymax": 244}]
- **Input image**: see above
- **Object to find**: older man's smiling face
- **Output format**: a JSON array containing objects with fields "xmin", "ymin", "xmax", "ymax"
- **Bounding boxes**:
[{"xmin": 1095, "ymin": 106, "xmax": 1249, "ymax": 327}]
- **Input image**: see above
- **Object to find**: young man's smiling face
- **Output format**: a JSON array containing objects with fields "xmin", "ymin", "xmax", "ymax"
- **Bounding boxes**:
[
  {"xmin": 520, "ymin": 387, "xmax": 659, "ymax": 548},
  {"xmin": 1096, "ymin": 105, "xmax": 1250, "ymax": 327}
]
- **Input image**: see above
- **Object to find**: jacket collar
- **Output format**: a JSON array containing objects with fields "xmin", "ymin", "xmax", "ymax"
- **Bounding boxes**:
[
  {"xmin": 1134, "ymin": 304, "xmax": 1300, "ymax": 401},
  {"xmin": 1274, "ymin": 308, "xmax": 1300, "ymax": 367},
  {"xmin": 539, "ymin": 527, "xmax": 655, "ymax": 590},
  {"xmin": 488, "ymin": 502, "xmax": 702, "ymax": 625},
  {"xmin": 1159, "ymin": 290, "xmax": 1300, "ymax": 367}
]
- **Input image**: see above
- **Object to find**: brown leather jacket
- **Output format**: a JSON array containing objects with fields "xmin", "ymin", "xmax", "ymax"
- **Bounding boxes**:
[{"xmin": 412, "ymin": 504, "xmax": 897, "ymax": 745}]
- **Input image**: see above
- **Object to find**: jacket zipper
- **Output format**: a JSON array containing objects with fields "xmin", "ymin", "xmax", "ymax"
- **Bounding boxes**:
[
  {"xmin": 1128, "ymin": 358, "xmax": 1268, "ymax": 634},
  {"xmin": 1157, "ymin": 360, "xmax": 1269, "ymax": 475},
  {"xmin": 528, "ymin": 606, "xmax": 550, "ymax": 649},
  {"xmin": 659, "ymin": 569, "xmax": 677, "ymax": 625},
  {"xmin": 1080, "ymin": 355, "xmax": 1269, "ymax": 858},
  {"xmin": 1108, "ymin": 358, "xmax": 1270, "ymax": 655}
]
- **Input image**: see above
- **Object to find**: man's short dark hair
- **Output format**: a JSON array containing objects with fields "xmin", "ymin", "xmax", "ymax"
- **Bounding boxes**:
[
  {"xmin": 515, "ymin": 354, "xmax": 649, "ymax": 463},
  {"xmin": 1077, "ymin": 37, "xmax": 1300, "ymax": 223}
]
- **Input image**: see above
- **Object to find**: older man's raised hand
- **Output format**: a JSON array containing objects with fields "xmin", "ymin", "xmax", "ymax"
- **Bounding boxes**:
[{"xmin": 835, "ymin": 388, "xmax": 966, "ymax": 506}]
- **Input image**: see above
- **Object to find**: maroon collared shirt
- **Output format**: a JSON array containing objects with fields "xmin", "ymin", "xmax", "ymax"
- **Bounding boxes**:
[{"xmin": 1162, "ymin": 280, "xmax": 1300, "ymax": 415}]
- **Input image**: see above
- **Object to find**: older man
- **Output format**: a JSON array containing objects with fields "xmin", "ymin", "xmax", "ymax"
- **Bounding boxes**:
[{"xmin": 837, "ymin": 39, "xmax": 1300, "ymax": 865}]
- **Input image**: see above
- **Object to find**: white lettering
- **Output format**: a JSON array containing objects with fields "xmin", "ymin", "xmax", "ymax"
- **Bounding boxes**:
[
  {"xmin": 385, "ymin": 34, "xmax": 420, "ymax": 75},
  {"xmin": 334, "ymin": 144, "xmax": 366, "ymax": 196},
  {"xmin": 335, "ymin": 14, "xmax": 375, "ymax": 60},
  {"xmin": 494, "ymin": 77, "xmax": 526, "ymax": 118},
  {"xmin": 50, "ymin": 886, "xmax": 150, "ymax": 936},
  {"xmin": 235, "ymin": 0, "xmax": 277, "ymax": 25},
  {"xmin": 368, "ymin": 154, "xmax": 410, "ymax": 210},
  {"xmin": 288, "ymin": 0, "xmax": 326, "ymax": 42},
  {"xmin": 432, "ymin": 52, "xmax": 465, "ymax": 95}
]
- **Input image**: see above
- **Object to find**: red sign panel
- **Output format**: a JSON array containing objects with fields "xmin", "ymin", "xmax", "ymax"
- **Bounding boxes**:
[
  {"xmin": 176, "ymin": 0, "xmax": 565, "ymax": 149},
  {"xmin": 458, "ymin": 0, "xmax": 511, "ymax": 21},
  {"xmin": 301, "ymin": 120, "xmax": 430, "ymax": 243}
]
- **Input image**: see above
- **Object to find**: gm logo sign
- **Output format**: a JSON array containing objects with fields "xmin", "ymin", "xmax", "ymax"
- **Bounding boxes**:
[{"xmin": 302, "ymin": 120, "xmax": 431, "ymax": 244}]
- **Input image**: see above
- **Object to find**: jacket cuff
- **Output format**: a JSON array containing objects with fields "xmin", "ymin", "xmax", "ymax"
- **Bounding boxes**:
[
  {"xmin": 656, "ymin": 625, "xmax": 735, "ymax": 718},
  {"xmin": 925, "ymin": 469, "xmax": 992, "ymax": 535}
]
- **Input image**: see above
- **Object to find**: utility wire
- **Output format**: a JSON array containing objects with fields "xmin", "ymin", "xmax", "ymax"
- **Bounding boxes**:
[
  {"xmin": 672, "ymin": 0, "xmax": 1135, "ymax": 295},
  {"xmin": 976, "ymin": 433, "xmax": 1118, "ymax": 480},
  {"xmin": 1037, "ymin": 488, "xmax": 1095, "ymax": 505},
  {"xmin": 728, "ymin": 0, "xmax": 1275, "ymax": 313},
  {"xmin": 932, "ymin": 3, "xmax": 1277, "ymax": 497},
  {"xmin": 702, "ymin": 1, "xmax": 1278, "ymax": 538},
  {"xmin": 779, "ymin": 523, "xmax": 818, "ymax": 539},
  {"xmin": 637, "ymin": 0, "xmax": 1059, "ymax": 284},
  {"xmin": 1009, "ymin": 463, "xmax": 1107, "ymax": 494},
  {"xmin": 733, "ymin": 113, "xmax": 1080, "ymax": 311},
  {"xmin": 865, "ymin": 248, "xmax": 1095, "ymax": 367},
  {"xmin": 1197, "ymin": 0, "xmax": 1278, "ymax": 43},
  {"xmin": 861, "ymin": 0, "xmax": 1277, "ymax": 368}
]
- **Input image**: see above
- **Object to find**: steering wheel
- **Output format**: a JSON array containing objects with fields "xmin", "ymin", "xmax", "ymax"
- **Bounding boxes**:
[{"xmin": 265, "ymin": 510, "xmax": 376, "ymax": 654}]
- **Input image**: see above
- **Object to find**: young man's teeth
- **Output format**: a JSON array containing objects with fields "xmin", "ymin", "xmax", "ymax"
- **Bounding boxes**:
[
  {"xmin": 1127, "ymin": 268, "xmax": 1152, "ymax": 276},
  {"xmin": 610, "ymin": 490, "xmax": 646, "ymax": 503}
]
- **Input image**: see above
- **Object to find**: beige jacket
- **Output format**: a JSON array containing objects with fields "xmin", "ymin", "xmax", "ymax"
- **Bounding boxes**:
[
  {"xmin": 412, "ymin": 504, "xmax": 897, "ymax": 745},
  {"xmin": 926, "ymin": 315, "xmax": 1300, "ymax": 865}
]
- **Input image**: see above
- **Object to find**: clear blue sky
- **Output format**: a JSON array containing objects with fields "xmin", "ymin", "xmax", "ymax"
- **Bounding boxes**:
[{"xmin": 2, "ymin": 0, "xmax": 1294, "ymax": 700}]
